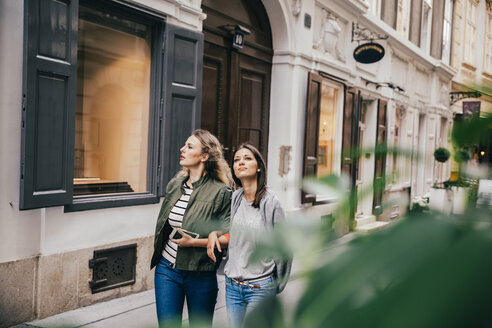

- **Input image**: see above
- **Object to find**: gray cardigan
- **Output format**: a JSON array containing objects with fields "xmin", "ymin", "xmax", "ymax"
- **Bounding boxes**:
[{"xmin": 230, "ymin": 188, "xmax": 292, "ymax": 293}]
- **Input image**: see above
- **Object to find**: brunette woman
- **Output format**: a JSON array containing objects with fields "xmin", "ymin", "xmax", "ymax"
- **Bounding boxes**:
[
  {"xmin": 207, "ymin": 143, "xmax": 291, "ymax": 328},
  {"xmin": 151, "ymin": 129, "xmax": 233, "ymax": 327}
]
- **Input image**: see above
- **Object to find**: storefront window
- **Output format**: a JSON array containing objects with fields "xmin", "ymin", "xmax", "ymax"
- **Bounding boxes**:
[
  {"xmin": 302, "ymin": 73, "xmax": 342, "ymax": 203},
  {"xmin": 317, "ymin": 83, "xmax": 338, "ymax": 178},
  {"xmin": 74, "ymin": 5, "xmax": 151, "ymax": 196}
]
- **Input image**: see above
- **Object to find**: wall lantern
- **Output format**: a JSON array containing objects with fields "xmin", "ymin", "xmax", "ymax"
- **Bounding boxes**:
[{"xmin": 222, "ymin": 24, "xmax": 251, "ymax": 50}]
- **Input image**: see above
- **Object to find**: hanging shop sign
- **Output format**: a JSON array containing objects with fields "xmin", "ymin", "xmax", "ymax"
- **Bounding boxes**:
[{"xmin": 353, "ymin": 42, "xmax": 385, "ymax": 64}]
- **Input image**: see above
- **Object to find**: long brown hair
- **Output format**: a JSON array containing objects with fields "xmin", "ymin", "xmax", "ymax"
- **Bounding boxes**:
[
  {"xmin": 178, "ymin": 129, "xmax": 233, "ymax": 187},
  {"xmin": 232, "ymin": 143, "xmax": 267, "ymax": 208}
]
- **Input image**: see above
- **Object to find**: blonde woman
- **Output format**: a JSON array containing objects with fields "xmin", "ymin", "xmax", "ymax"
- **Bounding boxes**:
[{"xmin": 151, "ymin": 129, "xmax": 233, "ymax": 327}]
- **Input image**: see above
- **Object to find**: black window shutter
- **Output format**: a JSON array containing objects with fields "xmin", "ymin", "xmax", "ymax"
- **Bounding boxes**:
[
  {"xmin": 301, "ymin": 72, "xmax": 322, "ymax": 203},
  {"xmin": 373, "ymin": 99, "xmax": 387, "ymax": 215},
  {"xmin": 20, "ymin": 0, "xmax": 78, "ymax": 210},
  {"xmin": 159, "ymin": 24, "xmax": 203, "ymax": 196}
]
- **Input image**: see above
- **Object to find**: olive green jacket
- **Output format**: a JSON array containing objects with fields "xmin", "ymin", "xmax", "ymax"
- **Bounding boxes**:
[{"xmin": 150, "ymin": 174, "xmax": 232, "ymax": 271}]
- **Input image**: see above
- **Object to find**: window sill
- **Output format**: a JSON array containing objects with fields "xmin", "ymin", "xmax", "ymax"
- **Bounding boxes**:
[{"xmin": 64, "ymin": 193, "xmax": 160, "ymax": 212}]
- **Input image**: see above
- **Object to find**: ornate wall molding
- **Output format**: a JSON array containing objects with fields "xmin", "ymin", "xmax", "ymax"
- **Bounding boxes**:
[{"xmin": 313, "ymin": 8, "xmax": 346, "ymax": 62}]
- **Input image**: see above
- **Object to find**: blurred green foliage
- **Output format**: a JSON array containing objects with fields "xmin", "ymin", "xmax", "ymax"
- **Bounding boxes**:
[
  {"xmin": 243, "ymin": 108, "xmax": 492, "ymax": 328},
  {"xmin": 453, "ymin": 148, "xmax": 471, "ymax": 163},
  {"xmin": 451, "ymin": 113, "xmax": 492, "ymax": 149},
  {"xmin": 245, "ymin": 182, "xmax": 492, "ymax": 328}
]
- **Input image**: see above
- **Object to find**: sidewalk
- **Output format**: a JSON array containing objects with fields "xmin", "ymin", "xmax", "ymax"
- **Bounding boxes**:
[{"xmin": 14, "ymin": 233, "xmax": 356, "ymax": 328}]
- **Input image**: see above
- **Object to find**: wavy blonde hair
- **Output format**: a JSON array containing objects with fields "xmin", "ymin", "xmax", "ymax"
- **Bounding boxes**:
[{"xmin": 178, "ymin": 129, "xmax": 234, "ymax": 187}]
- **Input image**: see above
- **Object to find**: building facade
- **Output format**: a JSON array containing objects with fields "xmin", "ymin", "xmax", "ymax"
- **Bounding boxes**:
[
  {"xmin": 0, "ymin": 0, "xmax": 455, "ymax": 325},
  {"xmin": 450, "ymin": 0, "xmax": 492, "ymax": 166}
]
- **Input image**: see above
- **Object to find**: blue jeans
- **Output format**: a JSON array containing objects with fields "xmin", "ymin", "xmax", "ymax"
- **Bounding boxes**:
[
  {"xmin": 154, "ymin": 257, "xmax": 218, "ymax": 327},
  {"xmin": 225, "ymin": 276, "xmax": 276, "ymax": 328}
]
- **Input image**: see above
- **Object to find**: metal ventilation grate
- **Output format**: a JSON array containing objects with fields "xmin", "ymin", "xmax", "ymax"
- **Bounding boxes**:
[{"xmin": 89, "ymin": 243, "xmax": 137, "ymax": 293}]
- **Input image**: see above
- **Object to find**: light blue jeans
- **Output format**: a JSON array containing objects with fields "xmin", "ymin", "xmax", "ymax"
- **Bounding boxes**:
[{"xmin": 225, "ymin": 275, "xmax": 276, "ymax": 328}]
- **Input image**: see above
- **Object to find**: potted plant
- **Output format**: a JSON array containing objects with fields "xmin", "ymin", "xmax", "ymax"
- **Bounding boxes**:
[{"xmin": 429, "ymin": 147, "xmax": 453, "ymax": 214}]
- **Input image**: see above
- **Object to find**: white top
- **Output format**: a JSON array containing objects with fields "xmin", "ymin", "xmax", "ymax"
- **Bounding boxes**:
[
  {"xmin": 162, "ymin": 184, "xmax": 193, "ymax": 264},
  {"xmin": 224, "ymin": 197, "xmax": 275, "ymax": 280}
]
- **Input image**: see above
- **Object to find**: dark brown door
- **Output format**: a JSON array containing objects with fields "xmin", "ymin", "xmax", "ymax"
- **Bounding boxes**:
[
  {"xmin": 201, "ymin": 0, "xmax": 272, "ymax": 164},
  {"xmin": 341, "ymin": 87, "xmax": 360, "ymax": 191}
]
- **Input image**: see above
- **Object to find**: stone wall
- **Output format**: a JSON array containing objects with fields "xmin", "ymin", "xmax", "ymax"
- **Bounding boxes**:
[{"xmin": 0, "ymin": 236, "xmax": 154, "ymax": 327}]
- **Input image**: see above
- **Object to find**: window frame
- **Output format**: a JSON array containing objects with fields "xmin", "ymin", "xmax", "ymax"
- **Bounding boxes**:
[
  {"xmin": 65, "ymin": 0, "xmax": 165, "ymax": 212},
  {"xmin": 301, "ymin": 72, "xmax": 344, "ymax": 204}
]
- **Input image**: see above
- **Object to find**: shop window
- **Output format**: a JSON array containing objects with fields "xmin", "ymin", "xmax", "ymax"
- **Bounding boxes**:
[
  {"xmin": 74, "ymin": 4, "xmax": 152, "ymax": 196},
  {"xmin": 302, "ymin": 73, "xmax": 343, "ymax": 203},
  {"xmin": 317, "ymin": 83, "xmax": 338, "ymax": 178},
  {"xmin": 20, "ymin": 0, "xmax": 203, "ymax": 210}
]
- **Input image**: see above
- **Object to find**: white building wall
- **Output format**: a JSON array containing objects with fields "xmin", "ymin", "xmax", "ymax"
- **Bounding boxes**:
[
  {"xmin": 0, "ymin": 0, "xmax": 42, "ymax": 262},
  {"xmin": 265, "ymin": 0, "xmax": 455, "ymax": 211}
]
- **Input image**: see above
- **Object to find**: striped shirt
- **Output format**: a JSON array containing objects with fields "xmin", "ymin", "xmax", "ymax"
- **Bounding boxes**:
[{"xmin": 162, "ymin": 183, "xmax": 193, "ymax": 264}]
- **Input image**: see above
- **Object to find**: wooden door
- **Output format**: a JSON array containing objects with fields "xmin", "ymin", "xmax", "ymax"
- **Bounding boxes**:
[
  {"xmin": 230, "ymin": 53, "xmax": 271, "ymax": 162},
  {"xmin": 341, "ymin": 87, "xmax": 360, "ymax": 191},
  {"xmin": 201, "ymin": 0, "xmax": 272, "ymax": 164},
  {"xmin": 201, "ymin": 42, "xmax": 229, "ymax": 149}
]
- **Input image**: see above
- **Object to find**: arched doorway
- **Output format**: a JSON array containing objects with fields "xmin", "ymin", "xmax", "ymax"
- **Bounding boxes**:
[{"xmin": 201, "ymin": 0, "xmax": 273, "ymax": 163}]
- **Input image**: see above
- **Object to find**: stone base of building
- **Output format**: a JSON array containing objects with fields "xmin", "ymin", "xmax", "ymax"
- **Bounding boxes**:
[{"xmin": 0, "ymin": 235, "xmax": 155, "ymax": 328}]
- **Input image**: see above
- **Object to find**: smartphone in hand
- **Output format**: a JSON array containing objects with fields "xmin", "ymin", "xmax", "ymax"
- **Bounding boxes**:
[{"xmin": 170, "ymin": 227, "xmax": 200, "ymax": 239}]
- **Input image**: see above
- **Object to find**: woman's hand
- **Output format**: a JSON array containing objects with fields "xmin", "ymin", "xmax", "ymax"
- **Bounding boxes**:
[
  {"xmin": 207, "ymin": 231, "xmax": 222, "ymax": 262},
  {"xmin": 170, "ymin": 228, "xmax": 195, "ymax": 247}
]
